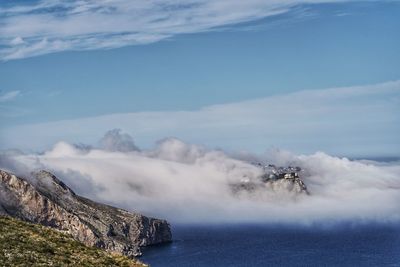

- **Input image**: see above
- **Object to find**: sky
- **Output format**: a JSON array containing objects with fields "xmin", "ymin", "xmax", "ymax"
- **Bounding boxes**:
[{"xmin": 0, "ymin": 0, "xmax": 399, "ymax": 157}]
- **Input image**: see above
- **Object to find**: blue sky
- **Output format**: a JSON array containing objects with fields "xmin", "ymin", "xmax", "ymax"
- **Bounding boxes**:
[{"xmin": 0, "ymin": 0, "xmax": 399, "ymax": 156}]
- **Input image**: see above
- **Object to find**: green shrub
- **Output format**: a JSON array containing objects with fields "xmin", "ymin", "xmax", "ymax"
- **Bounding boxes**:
[{"xmin": 0, "ymin": 216, "xmax": 148, "ymax": 267}]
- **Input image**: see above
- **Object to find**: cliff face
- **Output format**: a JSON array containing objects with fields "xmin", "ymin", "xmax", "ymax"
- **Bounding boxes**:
[{"xmin": 0, "ymin": 169, "xmax": 172, "ymax": 257}]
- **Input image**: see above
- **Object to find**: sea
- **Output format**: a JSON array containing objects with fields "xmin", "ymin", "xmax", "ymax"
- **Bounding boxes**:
[{"xmin": 141, "ymin": 223, "xmax": 400, "ymax": 267}]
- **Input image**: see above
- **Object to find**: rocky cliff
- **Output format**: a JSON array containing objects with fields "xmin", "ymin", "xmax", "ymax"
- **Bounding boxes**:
[
  {"xmin": 0, "ymin": 216, "xmax": 147, "ymax": 266},
  {"xmin": 0, "ymin": 169, "xmax": 172, "ymax": 257}
]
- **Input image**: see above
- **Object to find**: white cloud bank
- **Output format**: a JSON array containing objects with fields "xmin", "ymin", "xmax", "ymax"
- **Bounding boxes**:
[
  {"xmin": 1, "ymin": 80, "xmax": 399, "ymax": 156},
  {"xmin": 0, "ymin": 0, "xmax": 390, "ymax": 60},
  {"xmin": 1, "ymin": 134, "xmax": 400, "ymax": 224}
]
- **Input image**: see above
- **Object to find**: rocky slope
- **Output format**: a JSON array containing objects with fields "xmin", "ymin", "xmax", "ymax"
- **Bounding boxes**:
[
  {"xmin": 0, "ymin": 169, "xmax": 172, "ymax": 257},
  {"xmin": 0, "ymin": 216, "xmax": 147, "ymax": 266}
]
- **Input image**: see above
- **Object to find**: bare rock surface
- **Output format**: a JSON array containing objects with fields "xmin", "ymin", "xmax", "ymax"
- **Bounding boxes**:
[
  {"xmin": 0, "ymin": 169, "xmax": 172, "ymax": 257},
  {"xmin": 231, "ymin": 163, "xmax": 310, "ymax": 196}
]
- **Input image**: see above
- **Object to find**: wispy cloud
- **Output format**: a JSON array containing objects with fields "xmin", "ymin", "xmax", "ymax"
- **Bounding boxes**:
[
  {"xmin": 1, "ymin": 80, "xmax": 399, "ymax": 156},
  {"xmin": 0, "ymin": 0, "xmax": 386, "ymax": 60},
  {"xmin": 0, "ymin": 90, "xmax": 31, "ymax": 118},
  {"xmin": 0, "ymin": 90, "xmax": 20, "ymax": 102}
]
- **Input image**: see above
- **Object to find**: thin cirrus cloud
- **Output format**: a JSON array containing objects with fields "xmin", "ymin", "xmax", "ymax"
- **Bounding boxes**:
[
  {"xmin": 0, "ymin": 90, "xmax": 20, "ymax": 102},
  {"xmin": 0, "ymin": 0, "xmax": 387, "ymax": 60},
  {"xmin": 1, "ymin": 80, "xmax": 399, "ymax": 156},
  {"xmin": 0, "ymin": 90, "xmax": 24, "ymax": 118}
]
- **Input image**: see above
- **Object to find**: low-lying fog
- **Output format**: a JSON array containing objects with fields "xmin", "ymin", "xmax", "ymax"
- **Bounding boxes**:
[{"xmin": 1, "ymin": 129, "xmax": 400, "ymax": 224}]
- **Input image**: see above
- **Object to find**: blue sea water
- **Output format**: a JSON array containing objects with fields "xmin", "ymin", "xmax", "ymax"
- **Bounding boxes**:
[{"xmin": 141, "ymin": 224, "xmax": 400, "ymax": 267}]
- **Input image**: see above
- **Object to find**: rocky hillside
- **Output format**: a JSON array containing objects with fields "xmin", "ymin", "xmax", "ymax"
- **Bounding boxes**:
[
  {"xmin": 0, "ymin": 169, "xmax": 172, "ymax": 257},
  {"xmin": 0, "ymin": 215, "xmax": 147, "ymax": 266}
]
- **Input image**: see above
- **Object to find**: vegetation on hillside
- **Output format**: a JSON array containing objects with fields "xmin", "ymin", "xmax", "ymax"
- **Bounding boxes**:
[{"xmin": 0, "ymin": 216, "xmax": 147, "ymax": 267}]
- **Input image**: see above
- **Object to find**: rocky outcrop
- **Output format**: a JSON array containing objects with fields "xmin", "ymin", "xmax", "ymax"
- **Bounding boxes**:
[
  {"xmin": 259, "ymin": 164, "xmax": 309, "ymax": 195},
  {"xmin": 231, "ymin": 163, "xmax": 309, "ymax": 196},
  {"xmin": 0, "ymin": 169, "xmax": 172, "ymax": 257}
]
